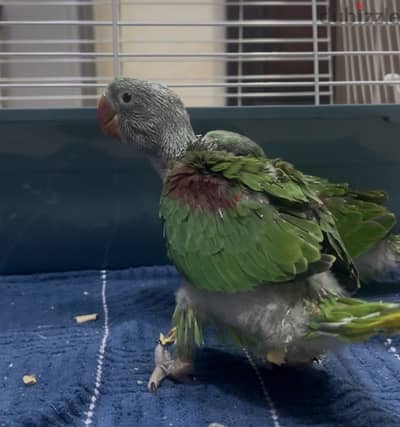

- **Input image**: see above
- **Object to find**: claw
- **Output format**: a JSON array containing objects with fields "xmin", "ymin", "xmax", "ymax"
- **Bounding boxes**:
[
  {"xmin": 148, "ymin": 342, "xmax": 193, "ymax": 393},
  {"xmin": 148, "ymin": 362, "xmax": 168, "ymax": 393}
]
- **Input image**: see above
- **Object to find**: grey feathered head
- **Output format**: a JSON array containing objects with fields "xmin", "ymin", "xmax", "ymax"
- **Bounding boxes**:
[{"xmin": 98, "ymin": 78, "xmax": 196, "ymax": 160}]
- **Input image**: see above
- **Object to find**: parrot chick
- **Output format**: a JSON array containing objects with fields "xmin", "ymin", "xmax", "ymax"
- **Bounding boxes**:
[{"xmin": 98, "ymin": 78, "xmax": 400, "ymax": 392}]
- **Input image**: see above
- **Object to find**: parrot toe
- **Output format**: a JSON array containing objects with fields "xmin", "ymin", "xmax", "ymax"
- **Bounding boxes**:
[{"xmin": 148, "ymin": 341, "xmax": 194, "ymax": 393}]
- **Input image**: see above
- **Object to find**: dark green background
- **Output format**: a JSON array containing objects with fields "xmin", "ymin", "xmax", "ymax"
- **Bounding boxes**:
[{"xmin": 0, "ymin": 105, "xmax": 399, "ymax": 274}]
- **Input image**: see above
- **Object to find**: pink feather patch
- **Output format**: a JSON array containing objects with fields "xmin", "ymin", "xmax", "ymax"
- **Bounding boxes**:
[{"xmin": 166, "ymin": 167, "xmax": 242, "ymax": 211}]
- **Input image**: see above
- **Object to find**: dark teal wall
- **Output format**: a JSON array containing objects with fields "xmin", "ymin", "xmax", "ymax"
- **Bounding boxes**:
[{"xmin": 0, "ymin": 105, "xmax": 399, "ymax": 274}]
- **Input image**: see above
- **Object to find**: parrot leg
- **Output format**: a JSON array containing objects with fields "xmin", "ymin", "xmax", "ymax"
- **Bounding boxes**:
[
  {"xmin": 147, "ymin": 327, "xmax": 194, "ymax": 393},
  {"xmin": 148, "ymin": 296, "xmax": 203, "ymax": 392},
  {"xmin": 266, "ymin": 349, "xmax": 286, "ymax": 366}
]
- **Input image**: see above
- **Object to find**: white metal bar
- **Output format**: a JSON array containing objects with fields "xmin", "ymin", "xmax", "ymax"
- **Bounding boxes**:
[
  {"xmin": 162, "ymin": 0, "xmax": 331, "ymax": 4},
  {"xmin": 1, "ymin": 0, "xmax": 102, "ymax": 4},
  {"xmin": 354, "ymin": 16, "xmax": 366, "ymax": 103},
  {"xmin": 118, "ymin": 51, "xmax": 400, "ymax": 57},
  {"xmin": 339, "ymin": 0, "xmax": 351, "ymax": 103},
  {"xmin": 377, "ymin": 21, "xmax": 390, "ymax": 102},
  {"xmin": 311, "ymin": 0, "xmax": 319, "ymax": 105},
  {"xmin": 120, "ymin": 21, "xmax": 400, "ymax": 27},
  {"xmin": 361, "ymin": 10, "xmax": 375, "ymax": 102},
  {"xmin": 346, "ymin": 2, "xmax": 357, "ymax": 103},
  {"xmin": 391, "ymin": 0, "xmax": 400, "ymax": 103},
  {"xmin": 0, "ymin": 21, "xmax": 112, "ymax": 26},
  {"xmin": 224, "ymin": 37, "xmax": 330, "ymax": 43},
  {"xmin": 237, "ymin": 0, "xmax": 244, "ymax": 106},
  {"xmin": 1, "ymin": 1, "xmax": 330, "ymax": 6},
  {"xmin": 385, "ymin": 0, "xmax": 396, "ymax": 74},
  {"xmin": 0, "ymin": 92, "xmax": 333, "ymax": 102},
  {"xmin": 0, "ymin": 57, "xmax": 333, "ymax": 64},
  {"xmin": 0, "ymin": 37, "xmax": 331, "ymax": 45},
  {"xmin": 0, "ymin": 74, "xmax": 332, "ymax": 84},
  {"xmin": 0, "ymin": 95, "xmax": 107, "ymax": 101},
  {"xmin": 325, "ymin": 2, "xmax": 333, "ymax": 104},
  {"xmin": 2, "ymin": 20, "xmax": 400, "ymax": 27},
  {"xmin": 222, "ymin": 73, "xmax": 333, "ymax": 80},
  {"xmin": 322, "ymin": 22, "xmax": 400, "ymax": 27},
  {"xmin": 374, "ymin": 0, "xmax": 389, "ymax": 101},
  {"xmin": 2, "ymin": 81, "xmax": 397, "ymax": 89},
  {"xmin": 1, "ymin": 51, "xmax": 398, "ymax": 58},
  {"xmin": 111, "ymin": 0, "xmax": 120, "ymax": 76},
  {"xmin": 366, "ymin": 0, "xmax": 381, "ymax": 103},
  {"xmin": 0, "ymin": 77, "xmax": 109, "ymax": 83},
  {"xmin": 0, "ymin": 39, "xmax": 109, "ymax": 45},
  {"xmin": 137, "ymin": 0, "xmax": 330, "ymax": 4},
  {"xmin": 0, "ymin": 0, "xmax": 102, "ymax": 4}
]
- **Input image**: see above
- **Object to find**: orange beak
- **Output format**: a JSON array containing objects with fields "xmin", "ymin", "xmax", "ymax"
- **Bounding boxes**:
[{"xmin": 97, "ymin": 94, "xmax": 121, "ymax": 140}]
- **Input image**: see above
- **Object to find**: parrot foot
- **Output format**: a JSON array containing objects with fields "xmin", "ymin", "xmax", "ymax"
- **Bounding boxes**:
[{"xmin": 147, "ymin": 331, "xmax": 193, "ymax": 393}]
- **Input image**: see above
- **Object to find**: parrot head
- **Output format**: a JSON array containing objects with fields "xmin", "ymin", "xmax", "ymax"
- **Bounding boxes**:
[{"xmin": 98, "ymin": 78, "xmax": 196, "ymax": 160}]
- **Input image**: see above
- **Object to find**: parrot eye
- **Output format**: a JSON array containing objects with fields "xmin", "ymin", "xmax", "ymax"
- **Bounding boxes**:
[{"xmin": 121, "ymin": 92, "xmax": 132, "ymax": 103}]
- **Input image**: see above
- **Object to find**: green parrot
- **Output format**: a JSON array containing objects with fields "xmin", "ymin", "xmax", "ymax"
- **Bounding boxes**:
[{"xmin": 98, "ymin": 78, "xmax": 400, "ymax": 392}]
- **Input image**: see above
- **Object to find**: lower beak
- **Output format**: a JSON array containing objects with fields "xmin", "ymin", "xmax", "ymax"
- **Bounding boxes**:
[{"xmin": 97, "ymin": 94, "xmax": 121, "ymax": 140}]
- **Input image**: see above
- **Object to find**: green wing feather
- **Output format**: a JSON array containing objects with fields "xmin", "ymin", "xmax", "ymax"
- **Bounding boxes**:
[
  {"xmin": 272, "ymin": 159, "xmax": 396, "ymax": 258},
  {"xmin": 201, "ymin": 133, "xmax": 396, "ymax": 259},
  {"xmin": 161, "ymin": 151, "xmax": 359, "ymax": 294},
  {"xmin": 323, "ymin": 198, "xmax": 395, "ymax": 258},
  {"xmin": 301, "ymin": 173, "xmax": 396, "ymax": 258},
  {"xmin": 200, "ymin": 131, "xmax": 396, "ymax": 258}
]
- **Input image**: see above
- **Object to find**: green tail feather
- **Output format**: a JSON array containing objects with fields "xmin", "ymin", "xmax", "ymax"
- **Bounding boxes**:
[
  {"xmin": 388, "ymin": 234, "xmax": 400, "ymax": 263},
  {"xmin": 172, "ymin": 306, "xmax": 204, "ymax": 360},
  {"xmin": 308, "ymin": 295, "xmax": 400, "ymax": 342}
]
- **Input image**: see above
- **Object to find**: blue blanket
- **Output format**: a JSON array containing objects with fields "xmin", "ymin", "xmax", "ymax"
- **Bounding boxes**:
[{"xmin": 1, "ymin": 266, "xmax": 400, "ymax": 427}]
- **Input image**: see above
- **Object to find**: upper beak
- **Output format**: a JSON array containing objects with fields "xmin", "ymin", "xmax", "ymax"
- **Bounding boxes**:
[{"xmin": 97, "ymin": 93, "xmax": 121, "ymax": 140}]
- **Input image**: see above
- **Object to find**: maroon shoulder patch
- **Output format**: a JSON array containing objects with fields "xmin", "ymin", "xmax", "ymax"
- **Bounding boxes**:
[{"xmin": 166, "ymin": 166, "xmax": 241, "ymax": 211}]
